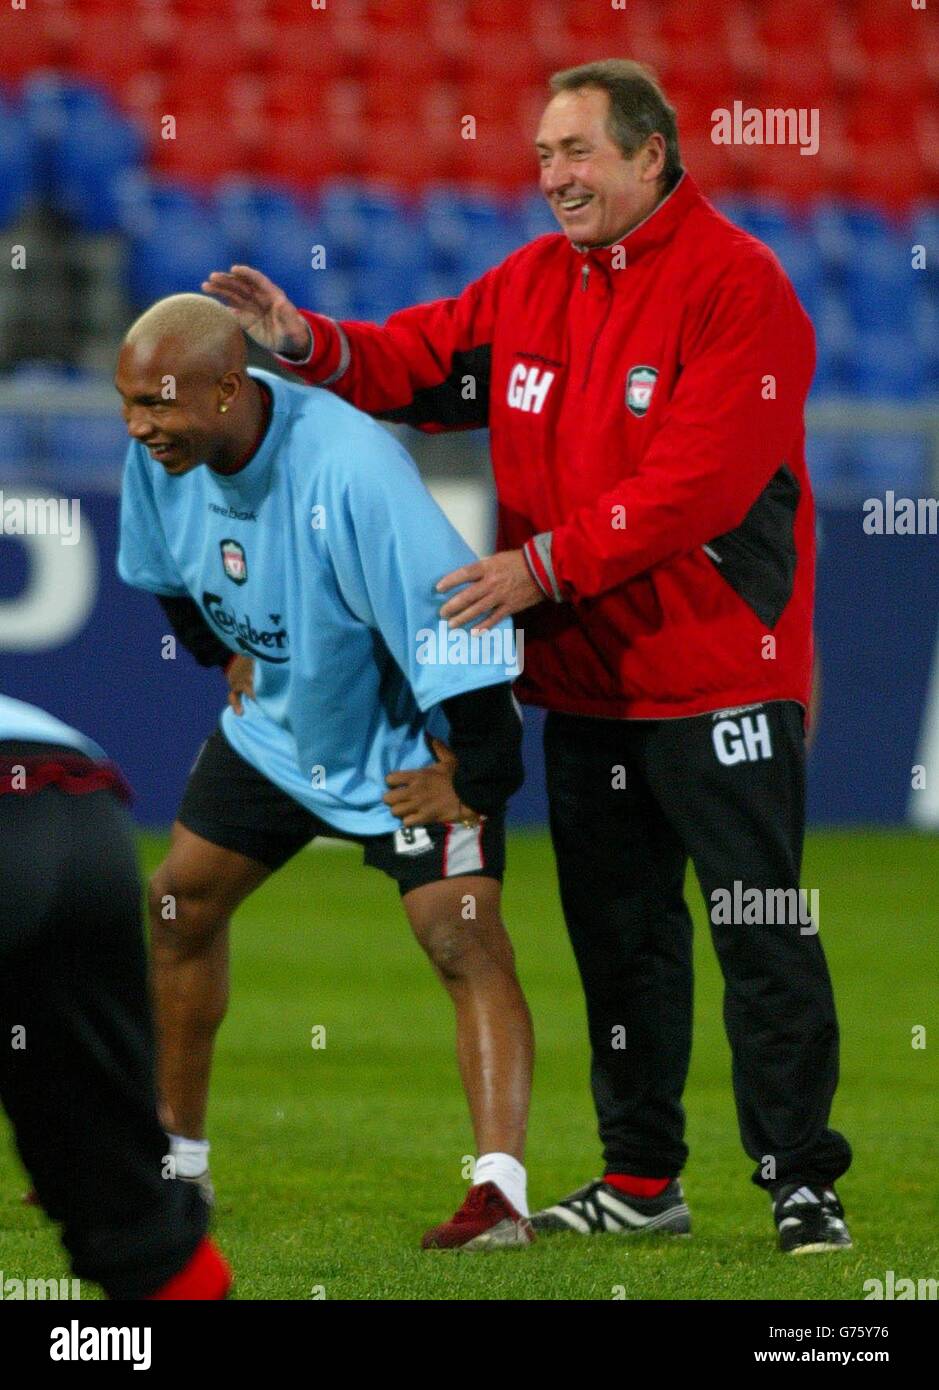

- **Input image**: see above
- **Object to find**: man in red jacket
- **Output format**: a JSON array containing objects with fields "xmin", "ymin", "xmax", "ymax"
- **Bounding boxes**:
[{"xmin": 205, "ymin": 59, "xmax": 852, "ymax": 1254}]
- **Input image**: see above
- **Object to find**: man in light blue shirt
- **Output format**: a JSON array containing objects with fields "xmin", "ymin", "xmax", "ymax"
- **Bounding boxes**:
[{"xmin": 116, "ymin": 294, "xmax": 533, "ymax": 1249}]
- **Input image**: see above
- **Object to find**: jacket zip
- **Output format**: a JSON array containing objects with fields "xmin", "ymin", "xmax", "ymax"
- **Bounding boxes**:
[{"xmin": 581, "ymin": 260, "xmax": 615, "ymax": 390}]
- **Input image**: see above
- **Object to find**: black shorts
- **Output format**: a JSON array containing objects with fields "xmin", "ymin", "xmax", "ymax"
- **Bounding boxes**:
[{"xmin": 177, "ymin": 726, "xmax": 505, "ymax": 895}]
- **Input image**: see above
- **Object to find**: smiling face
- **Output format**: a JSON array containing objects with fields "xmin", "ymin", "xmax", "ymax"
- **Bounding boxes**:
[
  {"xmin": 535, "ymin": 86, "xmax": 666, "ymax": 247},
  {"xmin": 114, "ymin": 337, "xmax": 237, "ymax": 477}
]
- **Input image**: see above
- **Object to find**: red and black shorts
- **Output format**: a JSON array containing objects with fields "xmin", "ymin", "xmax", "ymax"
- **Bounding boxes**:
[{"xmin": 178, "ymin": 726, "xmax": 505, "ymax": 896}]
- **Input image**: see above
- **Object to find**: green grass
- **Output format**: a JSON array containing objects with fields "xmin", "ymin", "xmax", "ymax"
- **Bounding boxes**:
[{"xmin": 2, "ymin": 830, "xmax": 936, "ymax": 1300}]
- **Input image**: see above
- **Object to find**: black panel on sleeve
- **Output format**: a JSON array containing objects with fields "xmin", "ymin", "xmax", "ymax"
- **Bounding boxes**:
[
  {"xmin": 377, "ymin": 344, "xmax": 492, "ymax": 430},
  {"xmin": 158, "ymin": 595, "xmax": 232, "ymax": 668},
  {"xmin": 442, "ymin": 680, "xmax": 523, "ymax": 815},
  {"xmin": 703, "ymin": 463, "xmax": 800, "ymax": 629}
]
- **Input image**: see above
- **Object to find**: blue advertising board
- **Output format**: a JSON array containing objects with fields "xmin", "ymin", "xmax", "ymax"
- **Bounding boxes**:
[{"xmin": 2, "ymin": 487, "xmax": 937, "ymax": 829}]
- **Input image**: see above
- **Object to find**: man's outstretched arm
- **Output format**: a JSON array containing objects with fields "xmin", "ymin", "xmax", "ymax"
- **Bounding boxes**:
[{"xmin": 203, "ymin": 263, "xmax": 501, "ymax": 432}]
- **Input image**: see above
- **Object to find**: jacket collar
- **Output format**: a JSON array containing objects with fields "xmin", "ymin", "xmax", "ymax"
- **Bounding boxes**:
[{"xmin": 572, "ymin": 171, "xmax": 699, "ymax": 272}]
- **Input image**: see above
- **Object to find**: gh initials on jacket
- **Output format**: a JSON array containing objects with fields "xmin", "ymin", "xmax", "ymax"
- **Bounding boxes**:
[{"xmin": 507, "ymin": 364, "xmax": 555, "ymax": 414}]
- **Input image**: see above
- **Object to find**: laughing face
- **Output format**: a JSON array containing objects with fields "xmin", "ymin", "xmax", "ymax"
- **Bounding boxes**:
[
  {"xmin": 535, "ymin": 86, "xmax": 665, "ymax": 248},
  {"xmin": 114, "ymin": 339, "xmax": 233, "ymax": 477}
]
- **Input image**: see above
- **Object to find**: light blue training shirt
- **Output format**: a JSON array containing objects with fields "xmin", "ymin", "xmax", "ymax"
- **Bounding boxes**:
[{"xmin": 118, "ymin": 368, "xmax": 516, "ymax": 835}]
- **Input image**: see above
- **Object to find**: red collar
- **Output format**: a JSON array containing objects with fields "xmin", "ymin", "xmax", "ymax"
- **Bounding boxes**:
[{"xmin": 572, "ymin": 171, "xmax": 700, "ymax": 274}]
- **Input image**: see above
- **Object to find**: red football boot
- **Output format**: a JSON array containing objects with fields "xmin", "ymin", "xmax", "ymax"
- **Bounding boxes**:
[
  {"xmin": 147, "ymin": 1237, "xmax": 231, "ymax": 1299},
  {"xmin": 421, "ymin": 1182, "xmax": 535, "ymax": 1251}
]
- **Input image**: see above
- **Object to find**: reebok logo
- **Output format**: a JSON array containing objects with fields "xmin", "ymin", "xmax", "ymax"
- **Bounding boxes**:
[{"xmin": 209, "ymin": 502, "xmax": 257, "ymax": 522}]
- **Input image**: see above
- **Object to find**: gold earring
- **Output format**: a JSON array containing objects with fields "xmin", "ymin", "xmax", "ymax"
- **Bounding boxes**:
[{"xmin": 219, "ymin": 404, "xmax": 228, "ymax": 413}]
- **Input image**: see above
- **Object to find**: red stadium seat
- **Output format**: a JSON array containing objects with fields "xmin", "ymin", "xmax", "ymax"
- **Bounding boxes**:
[
  {"xmin": 235, "ymin": 11, "xmax": 274, "ymax": 69},
  {"xmin": 562, "ymin": 0, "xmax": 635, "ymax": 40},
  {"xmin": 656, "ymin": 33, "xmax": 735, "ymax": 89},
  {"xmin": 863, "ymin": 49, "xmax": 929, "ymax": 100},
  {"xmin": 167, "ymin": 17, "xmax": 256, "ymax": 78},
  {"xmin": 759, "ymin": 48, "xmax": 835, "ymax": 106},
  {"xmin": 265, "ymin": 70, "xmax": 320, "ymax": 121},
  {"xmin": 114, "ymin": 69, "xmax": 169, "ymax": 130},
  {"xmin": 855, "ymin": 0, "xmax": 918, "ymax": 58},
  {"xmin": 265, "ymin": 73, "xmax": 365, "ymax": 139},
  {"xmin": 321, "ymin": 78, "xmax": 364, "ymax": 135},
  {"xmin": 267, "ymin": 0, "xmax": 323, "ymax": 15},
  {"xmin": 359, "ymin": 27, "xmax": 445, "ymax": 82},
  {"xmin": 660, "ymin": 0, "xmax": 729, "ymax": 47},
  {"xmin": 759, "ymin": 0, "xmax": 836, "ymax": 49},
  {"xmin": 458, "ymin": 76, "xmax": 553, "ymax": 153},
  {"xmin": 228, "ymin": 102, "xmax": 273, "ymax": 173},
  {"xmin": 456, "ymin": 30, "xmax": 536, "ymax": 84},
  {"xmin": 847, "ymin": 96, "xmax": 897, "ymax": 150},
  {"xmin": 363, "ymin": 0, "xmax": 432, "ymax": 29},
  {"xmin": 257, "ymin": 114, "xmax": 352, "ymax": 188},
  {"xmin": 458, "ymin": 76, "xmax": 512, "ymax": 125},
  {"xmin": 0, "ymin": 3, "xmax": 61, "ymax": 80},
  {"xmin": 849, "ymin": 139, "xmax": 924, "ymax": 210},
  {"xmin": 441, "ymin": 0, "xmax": 539, "ymax": 76},
  {"xmin": 223, "ymin": 72, "xmax": 269, "ymax": 115},
  {"xmin": 463, "ymin": 0, "xmax": 538, "ymax": 34},
  {"xmin": 680, "ymin": 132, "xmax": 748, "ymax": 198},
  {"xmin": 746, "ymin": 142, "xmax": 826, "ymax": 204},
  {"xmin": 516, "ymin": 85, "xmax": 549, "ymax": 142},
  {"xmin": 669, "ymin": 83, "xmax": 736, "ymax": 147},
  {"xmin": 362, "ymin": 118, "xmax": 451, "ymax": 188},
  {"xmin": 363, "ymin": 72, "xmax": 426, "ymax": 122},
  {"xmin": 150, "ymin": 108, "xmax": 249, "ymax": 184},
  {"xmin": 158, "ymin": 0, "xmax": 242, "ymax": 14},
  {"xmin": 846, "ymin": 92, "xmax": 935, "ymax": 206},
  {"xmin": 847, "ymin": 4, "xmax": 930, "ymax": 100},
  {"xmin": 663, "ymin": 44, "xmax": 738, "ymax": 101},
  {"xmin": 266, "ymin": 19, "xmax": 346, "ymax": 80},
  {"xmin": 542, "ymin": 0, "xmax": 655, "ymax": 71},
  {"xmin": 459, "ymin": 119, "xmax": 539, "ymax": 191}
]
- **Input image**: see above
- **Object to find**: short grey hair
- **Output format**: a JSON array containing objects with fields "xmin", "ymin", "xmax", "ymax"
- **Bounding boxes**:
[{"xmin": 549, "ymin": 58, "xmax": 682, "ymax": 190}]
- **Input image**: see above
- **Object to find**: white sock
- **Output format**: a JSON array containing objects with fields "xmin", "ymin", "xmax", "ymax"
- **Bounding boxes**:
[
  {"xmin": 168, "ymin": 1133, "xmax": 210, "ymax": 1179},
  {"xmin": 473, "ymin": 1152, "xmax": 528, "ymax": 1217}
]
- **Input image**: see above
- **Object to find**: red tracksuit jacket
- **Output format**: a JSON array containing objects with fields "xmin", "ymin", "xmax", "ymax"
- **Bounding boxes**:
[{"xmin": 279, "ymin": 173, "xmax": 816, "ymax": 721}]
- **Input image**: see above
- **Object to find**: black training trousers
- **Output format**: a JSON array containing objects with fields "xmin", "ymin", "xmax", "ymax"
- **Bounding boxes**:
[
  {"xmin": 0, "ymin": 778, "xmax": 207, "ymax": 1298},
  {"xmin": 543, "ymin": 701, "xmax": 852, "ymax": 1190}
]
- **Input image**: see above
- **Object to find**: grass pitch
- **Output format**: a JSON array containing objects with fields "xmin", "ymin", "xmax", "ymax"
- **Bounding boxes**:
[{"xmin": 1, "ymin": 829, "xmax": 936, "ymax": 1300}]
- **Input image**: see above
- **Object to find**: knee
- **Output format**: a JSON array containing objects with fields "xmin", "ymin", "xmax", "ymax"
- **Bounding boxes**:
[
  {"xmin": 419, "ymin": 920, "xmax": 482, "ymax": 983},
  {"xmin": 419, "ymin": 916, "xmax": 515, "ymax": 984},
  {"xmin": 148, "ymin": 868, "xmax": 226, "ymax": 950}
]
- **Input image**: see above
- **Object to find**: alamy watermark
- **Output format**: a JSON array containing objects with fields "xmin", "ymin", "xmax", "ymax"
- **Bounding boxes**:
[
  {"xmin": 50, "ymin": 1321, "xmax": 151, "ymax": 1368},
  {"xmin": 0, "ymin": 1270, "xmax": 81, "ymax": 1300},
  {"xmin": 711, "ymin": 102, "xmax": 819, "ymax": 157},
  {"xmin": 1, "ymin": 492, "xmax": 80, "ymax": 545},
  {"xmin": 863, "ymin": 493, "xmax": 938, "ymax": 536},
  {"xmin": 710, "ymin": 881, "xmax": 819, "ymax": 935},
  {"xmin": 863, "ymin": 1270, "xmax": 938, "ymax": 1300},
  {"xmin": 415, "ymin": 621, "xmax": 523, "ymax": 678}
]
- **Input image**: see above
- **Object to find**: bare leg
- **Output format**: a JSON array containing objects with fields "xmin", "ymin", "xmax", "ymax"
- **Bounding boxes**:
[
  {"xmin": 403, "ymin": 876, "xmax": 533, "ymax": 1161},
  {"xmin": 148, "ymin": 823, "xmax": 269, "ymax": 1138}
]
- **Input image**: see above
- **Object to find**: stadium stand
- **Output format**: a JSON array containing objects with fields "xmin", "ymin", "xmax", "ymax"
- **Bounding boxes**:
[{"xmin": 0, "ymin": 0, "xmax": 936, "ymax": 497}]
